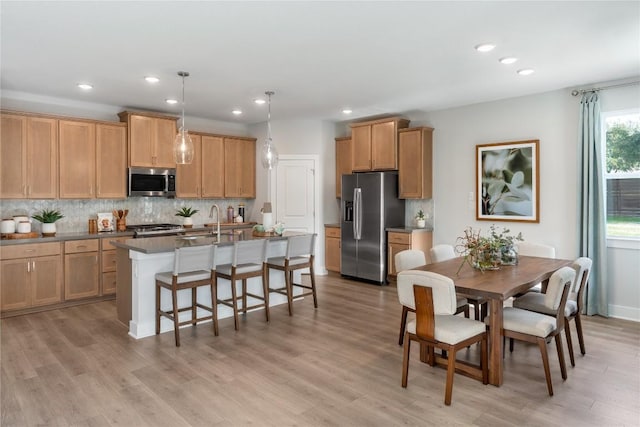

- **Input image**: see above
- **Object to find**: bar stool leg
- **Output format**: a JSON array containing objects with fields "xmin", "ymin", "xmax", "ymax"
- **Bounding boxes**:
[
  {"xmin": 172, "ymin": 283, "xmax": 181, "ymax": 347},
  {"xmin": 155, "ymin": 283, "xmax": 161, "ymax": 335},
  {"xmin": 230, "ymin": 277, "xmax": 240, "ymax": 331},
  {"xmin": 211, "ymin": 273, "xmax": 219, "ymax": 336},
  {"xmin": 263, "ymin": 266, "xmax": 270, "ymax": 322},
  {"xmin": 309, "ymin": 261, "xmax": 318, "ymax": 308},
  {"xmin": 285, "ymin": 269, "xmax": 294, "ymax": 316}
]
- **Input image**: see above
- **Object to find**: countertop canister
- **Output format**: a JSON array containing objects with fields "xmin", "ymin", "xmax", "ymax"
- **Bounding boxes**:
[{"xmin": 1, "ymin": 219, "xmax": 16, "ymax": 234}]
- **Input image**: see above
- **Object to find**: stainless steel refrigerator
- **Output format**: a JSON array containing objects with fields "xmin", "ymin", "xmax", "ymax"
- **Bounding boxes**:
[{"xmin": 341, "ymin": 172, "xmax": 405, "ymax": 284}]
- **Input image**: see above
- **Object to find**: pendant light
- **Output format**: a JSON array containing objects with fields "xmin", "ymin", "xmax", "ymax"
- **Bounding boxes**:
[
  {"xmin": 261, "ymin": 91, "xmax": 279, "ymax": 170},
  {"xmin": 173, "ymin": 71, "xmax": 194, "ymax": 164}
]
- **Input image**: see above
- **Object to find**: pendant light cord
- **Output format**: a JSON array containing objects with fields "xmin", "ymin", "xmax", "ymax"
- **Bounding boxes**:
[
  {"xmin": 178, "ymin": 71, "xmax": 190, "ymax": 132},
  {"xmin": 266, "ymin": 91, "xmax": 273, "ymax": 142}
]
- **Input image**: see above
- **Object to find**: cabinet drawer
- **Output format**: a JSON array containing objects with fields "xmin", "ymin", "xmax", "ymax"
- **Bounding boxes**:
[
  {"xmin": 388, "ymin": 232, "xmax": 411, "ymax": 245},
  {"xmin": 102, "ymin": 250, "xmax": 117, "ymax": 272},
  {"xmin": 1, "ymin": 242, "xmax": 61, "ymax": 260},
  {"xmin": 64, "ymin": 239, "xmax": 99, "ymax": 254},
  {"xmin": 325, "ymin": 227, "xmax": 340, "ymax": 238},
  {"xmin": 102, "ymin": 271, "xmax": 117, "ymax": 295},
  {"xmin": 101, "ymin": 236, "xmax": 130, "ymax": 251}
]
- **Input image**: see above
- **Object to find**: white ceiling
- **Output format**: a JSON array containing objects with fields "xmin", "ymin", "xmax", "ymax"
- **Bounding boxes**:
[{"xmin": 1, "ymin": 1, "xmax": 639, "ymax": 124}]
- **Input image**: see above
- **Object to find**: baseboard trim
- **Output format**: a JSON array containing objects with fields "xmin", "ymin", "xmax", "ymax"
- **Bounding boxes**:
[{"xmin": 608, "ymin": 304, "xmax": 640, "ymax": 322}]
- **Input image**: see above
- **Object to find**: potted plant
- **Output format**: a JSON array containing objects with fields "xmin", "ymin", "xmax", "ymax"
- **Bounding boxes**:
[
  {"xmin": 175, "ymin": 206, "xmax": 199, "ymax": 228},
  {"xmin": 415, "ymin": 209, "xmax": 426, "ymax": 228},
  {"xmin": 32, "ymin": 209, "xmax": 64, "ymax": 237}
]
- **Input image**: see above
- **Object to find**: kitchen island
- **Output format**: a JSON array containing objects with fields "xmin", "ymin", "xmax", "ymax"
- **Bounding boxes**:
[{"xmin": 113, "ymin": 229, "xmax": 305, "ymax": 339}]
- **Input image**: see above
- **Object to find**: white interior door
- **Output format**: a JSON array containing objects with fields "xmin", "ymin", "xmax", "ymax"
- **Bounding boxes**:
[{"xmin": 274, "ymin": 156, "xmax": 316, "ymax": 233}]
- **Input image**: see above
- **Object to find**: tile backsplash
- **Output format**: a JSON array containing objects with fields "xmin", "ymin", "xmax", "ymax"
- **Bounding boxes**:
[{"xmin": 0, "ymin": 198, "xmax": 258, "ymax": 233}]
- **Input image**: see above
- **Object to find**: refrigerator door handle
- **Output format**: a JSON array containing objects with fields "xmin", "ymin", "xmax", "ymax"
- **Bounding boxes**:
[{"xmin": 354, "ymin": 187, "xmax": 362, "ymax": 240}]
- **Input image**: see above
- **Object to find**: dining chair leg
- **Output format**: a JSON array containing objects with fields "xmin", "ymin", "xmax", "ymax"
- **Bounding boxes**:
[
  {"xmin": 242, "ymin": 279, "xmax": 248, "ymax": 314},
  {"xmin": 172, "ymin": 287, "xmax": 180, "ymax": 347},
  {"xmin": 444, "ymin": 345, "xmax": 456, "ymax": 406},
  {"xmin": 509, "ymin": 337, "xmax": 514, "ymax": 353},
  {"xmin": 191, "ymin": 288, "xmax": 197, "ymax": 325},
  {"xmin": 480, "ymin": 302, "xmax": 488, "ymax": 322},
  {"xmin": 481, "ymin": 335, "xmax": 488, "ymax": 384},
  {"xmin": 211, "ymin": 276, "xmax": 219, "ymax": 336},
  {"xmin": 401, "ymin": 334, "xmax": 411, "ymax": 387},
  {"xmin": 575, "ymin": 314, "xmax": 586, "ymax": 355},
  {"xmin": 398, "ymin": 306, "xmax": 409, "ymax": 345},
  {"xmin": 155, "ymin": 284, "xmax": 161, "ymax": 335},
  {"xmin": 473, "ymin": 301, "xmax": 480, "ymax": 321},
  {"xmin": 463, "ymin": 305, "xmax": 470, "ymax": 318},
  {"xmin": 555, "ymin": 334, "xmax": 568, "ymax": 380},
  {"xmin": 564, "ymin": 318, "xmax": 576, "ymax": 367},
  {"xmin": 537, "ymin": 337, "xmax": 553, "ymax": 396}
]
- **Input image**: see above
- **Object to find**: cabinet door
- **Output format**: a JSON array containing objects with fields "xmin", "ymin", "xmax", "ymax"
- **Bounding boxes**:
[
  {"xmin": 96, "ymin": 124, "xmax": 126, "ymax": 198},
  {"xmin": 0, "ymin": 114, "xmax": 27, "ymax": 198},
  {"xmin": 31, "ymin": 255, "xmax": 62, "ymax": 306},
  {"xmin": 102, "ymin": 272, "xmax": 117, "ymax": 295},
  {"xmin": 387, "ymin": 242, "xmax": 410, "ymax": 277},
  {"xmin": 201, "ymin": 135, "xmax": 225, "ymax": 198},
  {"xmin": 59, "ymin": 120, "xmax": 96, "ymax": 198},
  {"xmin": 335, "ymin": 137, "xmax": 352, "ymax": 198},
  {"xmin": 176, "ymin": 134, "xmax": 202, "ymax": 198},
  {"xmin": 64, "ymin": 252, "xmax": 100, "ymax": 300},
  {"xmin": 27, "ymin": 117, "xmax": 58, "ymax": 199},
  {"xmin": 129, "ymin": 115, "xmax": 154, "ymax": 167},
  {"xmin": 399, "ymin": 129, "xmax": 423, "ymax": 198},
  {"xmin": 325, "ymin": 236, "xmax": 341, "ymax": 273},
  {"xmin": 224, "ymin": 138, "xmax": 255, "ymax": 198},
  {"xmin": 0, "ymin": 258, "xmax": 30, "ymax": 310},
  {"xmin": 154, "ymin": 118, "xmax": 177, "ymax": 168},
  {"xmin": 371, "ymin": 121, "xmax": 397, "ymax": 170},
  {"xmin": 351, "ymin": 125, "xmax": 372, "ymax": 171}
]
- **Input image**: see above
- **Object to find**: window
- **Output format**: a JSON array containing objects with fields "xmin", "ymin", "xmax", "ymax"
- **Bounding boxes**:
[{"xmin": 603, "ymin": 109, "xmax": 640, "ymax": 239}]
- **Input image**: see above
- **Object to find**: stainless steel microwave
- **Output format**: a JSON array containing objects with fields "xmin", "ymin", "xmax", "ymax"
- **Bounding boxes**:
[{"xmin": 128, "ymin": 167, "xmax": 176, "ymax": 197}]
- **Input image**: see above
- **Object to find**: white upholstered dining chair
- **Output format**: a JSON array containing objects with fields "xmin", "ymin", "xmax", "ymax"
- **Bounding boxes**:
[
  {"xmin": 488, "ymin": 266, "xmax": 575, "ymax": 396},
  {"xmin": 399, "ymin": 270, "xmax": 488, "ymax": 405},
  {"xmin": 394, "ymin": 250, "xmax": 469, "ymax": 345},
  {"xmin": 513, "ymin": 257, "xmax": 592, "ymax": 366}
]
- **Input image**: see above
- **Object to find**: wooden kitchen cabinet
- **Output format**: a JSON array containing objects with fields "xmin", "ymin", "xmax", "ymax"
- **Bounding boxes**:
[
  {"xmin": 398, "ymin": 127, "xmax": 433, "ymax": 199},
  {"xmin": 118, "ymin": 111, "xmax": 178, "ymax": 168},
  {"xmin": 176, "ymin": 133, "xmax": 225, "ymax": 198},
  {"xmin": 59, "ymin": 120, "xmax": 96, "ymax": 198},
  {"xmin": 96, "ymin": 123, "xmax": 127, "ymax": 198},
  {"xmin": 325, "ymin": 225, "xmax": 341, "ymax": 273},
  {"xmin": 350, "ymin": 117, "xmax": 410, "ymax": 172},
  {"xmin": 64, "ymin": 239, "xmax": 100, "ymax": 300},
  {"xmin": 335, "ymin": 137, "xmax": 352, "ymax": 198},
  {"xmin": 387, "ymin": 229, "xmax": 432, "ymax": 280},
  {"xmin": 100, "ymin": 236, "xmax": 129, "ymax": 295},
  {"xmin": 0, "ymin": 113, "xmax": 58, "ymax": 199},
  {"xmin": 224, "ymin": 137, "xmax": 256, "ymax": 198},
  {"xmin": 0, "ymin": 242, "xmax": 62, "ymax": 312}
]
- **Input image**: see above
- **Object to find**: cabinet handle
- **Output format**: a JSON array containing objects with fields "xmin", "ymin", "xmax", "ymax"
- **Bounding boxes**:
[
  {"xmin": 27, "ymin": 185, "xmax": 31, "ymax": 196},
  {"xmin": 95, "ymin": 255, "xmax": 98, "ymax": 264},
  {"xmin": 22, "ymin": 184, "xmax": 27, "ymax": 195},
  {"xmin": 24, "ymin": 249, "xmax": 35, "ymax": 253},
  {"xmin": 31, "ymin": 261, "xmax": 35, "ymax": 272},
  {"xmin": 27, "ymin": 261, "xmax": 30, "ymax": 273},
  {"xmin": 77, "ymin": 245, "xmax": 87, "ymax": 249}
]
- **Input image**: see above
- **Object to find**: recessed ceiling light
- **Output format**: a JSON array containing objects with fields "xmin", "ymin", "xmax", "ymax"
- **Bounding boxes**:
[
  {"xmin": 474, "ymin": 43, "xmax": 496, "ymax": 53},
  {"xmin": 517, "ymin": 68, "xmax": 535, "ymax": 76},
  {"xmin": 165, "ymin": 99, "xmax": 178, "ymax": 104},
  {"xmin": 232, "ymin": 109, "xmax": 242, "ymax": 115},
  {"xmin": 145, "ymin": 76, "xmax": 160, "ymax": 83},
  {"xmin": 499, "ymin": 57, "xmax": 518, "ymax": 65},
  {"xmin": 254, "ymin": 98, "xmax": 266, "ymax": 105},
  {"xmin": 77, "ymin": 83, "xmax": 93, "ymax": 90},
  {"xmin": 342, "ymin": 109, "xmax": 353, "ymax": 115}
]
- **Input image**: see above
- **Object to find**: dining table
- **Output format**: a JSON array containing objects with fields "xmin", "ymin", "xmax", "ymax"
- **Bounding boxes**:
[{"xmin": 414, "ymin": 255, "xmax": 572, "ymax": 386}]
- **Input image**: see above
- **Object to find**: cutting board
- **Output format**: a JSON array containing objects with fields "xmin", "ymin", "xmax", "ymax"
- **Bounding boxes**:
[{"xmin": 1, "ymin": 232, "xmax": 40, "ymax": 240}]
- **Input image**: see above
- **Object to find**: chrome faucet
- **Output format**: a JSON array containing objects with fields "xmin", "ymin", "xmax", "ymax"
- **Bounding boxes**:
[{"xmin": 209, "ymin": 204, "xmax": 220, "ymax": 238}]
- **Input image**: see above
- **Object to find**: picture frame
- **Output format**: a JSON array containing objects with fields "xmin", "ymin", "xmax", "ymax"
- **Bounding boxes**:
[
  {"xmin": 476, "ymin": 139, "xmax": 539, "ymax": 223},
  {"xmin": 97, "ymin": 212, "xmax": 114, "ymax": 232}
]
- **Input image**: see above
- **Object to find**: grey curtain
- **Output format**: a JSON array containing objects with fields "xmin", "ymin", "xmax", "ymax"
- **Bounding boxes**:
[{"xmin": 577, "ymin": 92, "xmax": 608, "ymax": 316}]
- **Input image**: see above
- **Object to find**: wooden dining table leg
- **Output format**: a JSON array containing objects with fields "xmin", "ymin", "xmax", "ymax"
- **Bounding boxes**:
[{"xmin": 488, "ymin": 298, "xmax": 504, "ymax": 386}]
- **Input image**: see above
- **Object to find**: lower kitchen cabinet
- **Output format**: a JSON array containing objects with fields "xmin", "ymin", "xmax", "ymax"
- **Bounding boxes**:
[
  {"xmin": 387, "ymin": 229, "xmax": 432, "ymax": 280},
  {"xmin": 325, "ymin": 225, "xmax": 341, "ymax": 273},
  {"xmin": 100, "ymin": 236, "xmax": 129, "ymax": 295},
  {"xmin": 64, "ymin": 239, "xmax": 100, "ymax": 300},
  {"xmin": 0, "ymin": 242, "xmax": 63, "ymax": 311}
]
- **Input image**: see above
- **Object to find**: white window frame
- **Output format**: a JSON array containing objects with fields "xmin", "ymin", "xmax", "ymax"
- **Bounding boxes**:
[{"xmin": 601, "ymin": 108, "xmax": 640, "ymax": 249}]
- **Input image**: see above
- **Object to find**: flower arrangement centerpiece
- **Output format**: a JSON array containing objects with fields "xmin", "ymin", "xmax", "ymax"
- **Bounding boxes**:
[{"xmin": 455, "ymin": 225, "xmax": 523, "ymax": 273}]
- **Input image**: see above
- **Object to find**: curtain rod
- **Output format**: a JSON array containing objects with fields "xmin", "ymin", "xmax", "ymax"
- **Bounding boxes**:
[{"xmin": 571, "ymin": 80, "xmax": 640, "ymax": 96}]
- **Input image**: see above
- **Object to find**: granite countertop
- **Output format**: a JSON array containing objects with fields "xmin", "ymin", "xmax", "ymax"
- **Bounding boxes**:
[
  {"xmin": 386, "ymin": 226, "xmax": 434, "ymax": 233},
  {"xmin": 112, "ymin": 229, "xmax": 302, "ymax": 255},
  {"xmin": 0, "ymin": 222, "xmax": 258, "ymax": 246}
]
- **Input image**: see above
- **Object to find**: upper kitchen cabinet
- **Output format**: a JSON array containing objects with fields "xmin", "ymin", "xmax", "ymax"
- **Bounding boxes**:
[
  {"xmin": 398, "ymin": 127, "xmax": 433, "ymax": 199},
  {"xmin": 118, "ymin": 111, "xmax": 178, "ymax": 168},
  {"xmin": 224, "ymin": 137, "xmax": 256, "ymax": 198},
  {"xmin": 350, "ymin": 117, "xmax": 410, "ymax": 172},
  {"xmin": 59, "ymin": 120, "xmax": 96, "ymax": 198},
  {"xmin": 0, "ymin": 112, "xmax": 58, "ymax": 199},
  {"xmin": 335, "ymin": 136, "xmax": 352, "ymax": 198},
  {"xmin": 177, "ymin": 133, "xmax": 225, "ymax": 199},
  {"xmin": 95, "ymin": 123, "xmax": 127, "ymax": 198}
]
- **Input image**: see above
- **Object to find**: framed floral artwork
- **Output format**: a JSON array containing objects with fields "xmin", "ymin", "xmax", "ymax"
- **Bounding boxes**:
[{"xmin": 476, "ymin": 139, "xmax": 539, "ymax": 223}]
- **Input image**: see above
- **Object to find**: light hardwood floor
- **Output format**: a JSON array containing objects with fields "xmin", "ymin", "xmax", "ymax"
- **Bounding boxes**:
[{"xmin": 1, "ymin": 274, "xmax": 639, "ymax": 426}]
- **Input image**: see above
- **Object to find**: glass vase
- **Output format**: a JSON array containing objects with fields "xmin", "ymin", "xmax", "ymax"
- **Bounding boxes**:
[{"xmin": 501, "ymin": 245, "xmax": 518, "ymax": 266}]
